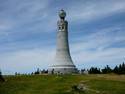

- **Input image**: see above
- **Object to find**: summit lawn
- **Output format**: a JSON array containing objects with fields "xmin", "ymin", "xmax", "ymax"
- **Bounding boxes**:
[{"xmin": 0, "ymin": 74, "xmax": 125, "ymax": 94}]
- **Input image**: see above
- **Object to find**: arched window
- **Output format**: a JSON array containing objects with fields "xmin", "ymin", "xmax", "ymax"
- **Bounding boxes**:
[
  {"xmin": 62, "ymin": 26, "xmax": 64, "ymax": 29},
  {"xmin": 59, "ymin": 26, "xmax": 61, "ymax": 30}
]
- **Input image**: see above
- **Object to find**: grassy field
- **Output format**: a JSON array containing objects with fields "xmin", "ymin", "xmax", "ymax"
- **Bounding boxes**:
[{"xmin": 0, "ymin": 74, "xmax": 125, "ymax": 94}]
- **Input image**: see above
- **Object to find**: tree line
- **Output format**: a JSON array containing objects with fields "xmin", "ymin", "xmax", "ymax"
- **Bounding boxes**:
[
  {"xmin": 14, "ymin": 62, "xmax": 125, "ymax": 75},
  {"xmin": 87, "ymin": 62, "xmax": 125, "ymax": 74},
  {"xmin": 0, "ymin": 62, "xmax": 125, "ymax": 79},
  {"xmin": 32, "ymin": 62, "xmax": 125, "ymax": 75}
]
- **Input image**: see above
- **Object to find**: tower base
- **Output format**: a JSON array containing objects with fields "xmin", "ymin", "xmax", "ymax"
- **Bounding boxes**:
[{"xmin": 48, "ymin": 66, "xmax": 78, "ymax": 74}]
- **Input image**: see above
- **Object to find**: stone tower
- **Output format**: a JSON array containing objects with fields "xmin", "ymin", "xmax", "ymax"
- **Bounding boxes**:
[{"xmin": 49, "ymin": 10, "xmax": 77, "ymax": 74}]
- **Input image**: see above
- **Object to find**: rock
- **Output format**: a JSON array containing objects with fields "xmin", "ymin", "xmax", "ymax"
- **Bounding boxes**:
[
  {"xmin": 71, "ymin": 83, "xmax": 87, "ymax": 92},
  {"xmin": 77, "ymin": 84, "xmax": 87, "ymax": 91}
]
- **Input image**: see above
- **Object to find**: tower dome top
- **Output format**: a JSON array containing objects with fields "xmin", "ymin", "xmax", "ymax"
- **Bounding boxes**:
[{"xmin": 59, "ymin": 9, "xmax": 66, "ymax": 19}]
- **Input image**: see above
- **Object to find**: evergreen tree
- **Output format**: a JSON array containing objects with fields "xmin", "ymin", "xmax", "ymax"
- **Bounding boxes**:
[
  {"xmin": 34, "ymin": 68, "xmax": 40, "ymax": 74},
  {"xmin": 88, "ymin": 67, "xmax": 101, "ymax": 74},
  {"xmin": 102, "ymin": 65, "xmax": 112, "ymax": 74},
  {"xmin": 113, "ymin": 62, "xmax": 125, "ymax": 74},
  {"xmin": 0, "ymin": 69, "xmax": 5, "ymax": 82},
  {"xmin": 121, "ymin": 62, "xmax": 125, "ymax": 74},
  {"xmin": 113, "ymin": 65, "xmax": 118, "ymax": 74}
]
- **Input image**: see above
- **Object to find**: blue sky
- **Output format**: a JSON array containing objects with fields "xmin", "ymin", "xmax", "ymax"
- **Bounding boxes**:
[{"xmin": 0, "ymin": 0, "xmax": 125, "ymax": 75}]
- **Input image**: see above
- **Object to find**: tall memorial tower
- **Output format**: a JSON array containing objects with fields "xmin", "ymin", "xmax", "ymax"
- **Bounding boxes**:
[{"xmin": 49, "ymin": 10, "xmax": 77, "ymax": 74}]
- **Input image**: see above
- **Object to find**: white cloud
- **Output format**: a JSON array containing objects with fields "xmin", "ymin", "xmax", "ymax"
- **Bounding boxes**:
[
  {"xmin": 0, "ymin": 20, "xmax": 14, "ymax": 32},
  {"xmin": 71, "ymin": 26, "xmax": 125, "ymax": 52},
  {"xmin": 67, "ymin": 0, "xmax": 125, "ymax": 23},
  {"xmin": 1, "ymin": 0, "xmax": 125, "ymax": 35},
  {"xmin": 0, "ymin": 48, "xmax": 55, "ymax": 75},
  {"xmin": 0, "ymin": 0, "xmax": 53, "ymax": 34},
  {"xmin": 70, "ymin": 26, "xmax": 125, "ymax": 68}
]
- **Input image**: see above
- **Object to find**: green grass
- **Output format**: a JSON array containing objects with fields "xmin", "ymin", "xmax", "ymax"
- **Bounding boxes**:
[{"xmin": 0, "ymin": 74, "xmax": 125, "ymax": 94}]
